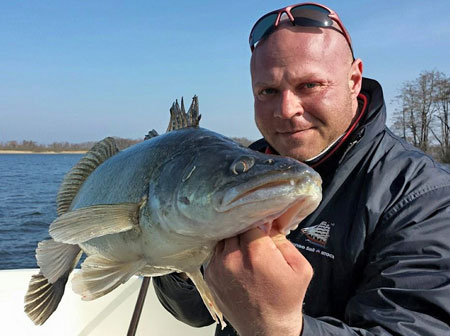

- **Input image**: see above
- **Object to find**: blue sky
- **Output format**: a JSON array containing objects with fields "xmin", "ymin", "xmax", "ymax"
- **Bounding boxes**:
[{"xmin": 1, "ymin": 0, "xmax": 449, "ymax": 144}]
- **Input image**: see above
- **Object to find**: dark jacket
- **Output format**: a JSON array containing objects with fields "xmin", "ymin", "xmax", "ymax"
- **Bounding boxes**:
[{"xmin": 153, "ymin": 78, "xmax": 450, "ymax": 335}]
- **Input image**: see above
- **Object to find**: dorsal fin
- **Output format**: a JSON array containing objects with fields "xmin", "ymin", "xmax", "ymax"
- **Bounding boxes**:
[
  {"xmin": 166, "ymin": 95, "xmax": 201, "ymax": 132},
  {"xmin": 144, "ymin": 129, "xmax": 159, "ymax": 140},
  {"xmin": 56, "ymin": 137, "xmax": 119, "ymax": 216}
]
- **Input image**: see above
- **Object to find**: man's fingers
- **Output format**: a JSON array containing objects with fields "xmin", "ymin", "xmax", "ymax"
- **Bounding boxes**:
[
  {"xmin": 207, "ymin": 235, "xmax": 243, "ymax": 276},
  {"xmin": 214, "ymin": 239, "xmax": 225, "ymax": 254},
  {"xmin": 221, "ymin": 234, "xmax": 240, "ymax": 254},
  {"xmin": 211, "ymin": 228, "xmax": 312, "ymax": 279},
  {"xmin": 238, "ymin": 226, "xmax": 272, "ymax": 246},
  {"xmin": 271, "ymin": 234, "xmax": 312, "ymax": 274}
]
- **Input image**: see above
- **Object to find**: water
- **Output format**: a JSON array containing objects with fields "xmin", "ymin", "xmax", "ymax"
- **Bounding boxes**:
[
  {"xmin": 0, "ymin": 154, "xmax": 82, "ymax": 269},
  {"xmin": 1, "ymin": 154, "xmax": 449, "ymax": 270}
]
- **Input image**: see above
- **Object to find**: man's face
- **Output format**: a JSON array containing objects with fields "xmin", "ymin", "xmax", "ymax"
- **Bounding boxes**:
[{"xmin": 251, "ymin": 25, "xmax": 362, "ymax": 161}]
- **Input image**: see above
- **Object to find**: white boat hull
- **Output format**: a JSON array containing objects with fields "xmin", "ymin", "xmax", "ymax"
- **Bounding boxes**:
[{"xmin": 1, "ymin": 269, "xmax": 215, "ymax": 335}]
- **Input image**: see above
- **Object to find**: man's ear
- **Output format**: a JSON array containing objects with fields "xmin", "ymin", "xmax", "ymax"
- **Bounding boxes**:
[{"xmin": 349, "ymin": 58, "xmax": 363, "ymax": 98}]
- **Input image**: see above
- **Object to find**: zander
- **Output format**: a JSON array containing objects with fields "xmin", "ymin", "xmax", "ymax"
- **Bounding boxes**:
[{"xmin": 24, "ymin": 96, "xmax": 322, "ymax": 327}]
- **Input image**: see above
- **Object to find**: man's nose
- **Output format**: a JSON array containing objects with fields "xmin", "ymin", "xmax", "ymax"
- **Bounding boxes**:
[{"xmin": 274, "ymin": 90, "xmax": 303, "ymax": 119}]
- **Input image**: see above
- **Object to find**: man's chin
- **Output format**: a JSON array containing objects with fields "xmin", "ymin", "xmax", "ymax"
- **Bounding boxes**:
[
  {"xmin": 271, "ymin": 139, "xmax": 321, "ymax": 162},
  {"xmin": 275, "ymin": 146, "xmax": 316, "ymax": 163}
]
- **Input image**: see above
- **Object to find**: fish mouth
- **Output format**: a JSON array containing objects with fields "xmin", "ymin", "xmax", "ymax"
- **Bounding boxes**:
[
  {"xmin": 217, "ymin": 170, "xmax": 320, "ymax": 212},
  {"xmin": 259, "ymin": 196, "xmax": 316, "ymax": 235},
  {"xmin": 216, "ymin": 170, "xmax": 321, "ymax": 236},
  {"xmin": 220, "ymin": 179, "xmax": 294, "ymax": 210}
]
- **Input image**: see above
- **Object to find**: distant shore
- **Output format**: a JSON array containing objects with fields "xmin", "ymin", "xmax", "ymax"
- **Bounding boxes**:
[{"xmin": 0, "ymin": 150, "xmax": 87, "ymax": 154}]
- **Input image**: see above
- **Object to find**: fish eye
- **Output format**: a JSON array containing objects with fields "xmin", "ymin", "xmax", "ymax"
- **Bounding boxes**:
[{"xmin": 230, "ymin": 156, "xmax": 255, "ymax": 175}]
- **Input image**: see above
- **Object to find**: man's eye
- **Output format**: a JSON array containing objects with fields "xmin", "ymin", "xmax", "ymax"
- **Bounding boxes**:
[
  {"xmin": 304, "ymin": 83, "xmax": 319, "ymax": 89},
  {"xmin": 260, "ymin": 88, "xmax": 278, "ymax": 96}
]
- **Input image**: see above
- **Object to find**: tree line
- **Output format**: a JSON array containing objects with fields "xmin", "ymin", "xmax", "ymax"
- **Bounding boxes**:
[
  {"xmin": 391, "ymin": 70, "xmax": 449, "ymax": 163},
  {"xmin": 0, "ymin": 138, "xmax": 142, "ymax": 152},
  {"xmin": 0, "ymin": 137, "xmax": 254, "ymax": 152}
]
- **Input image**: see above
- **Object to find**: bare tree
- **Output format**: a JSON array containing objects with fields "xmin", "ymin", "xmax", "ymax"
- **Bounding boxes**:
[
  {"xmin": 393, "ymin": 82, "xmax": 419, "ymax": 145},
  {"xmin": 392, "ymin": 70, "xmax": 449, "ymax": 157},
  {"xmin": 430, "ymin": 74, "xmax": 450, "ymax": 162}
]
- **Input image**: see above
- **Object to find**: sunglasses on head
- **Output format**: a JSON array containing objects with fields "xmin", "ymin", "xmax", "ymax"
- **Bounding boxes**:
[{"xmin": 249, "ymin": 2, "xmax": 354, "ymax": 58}]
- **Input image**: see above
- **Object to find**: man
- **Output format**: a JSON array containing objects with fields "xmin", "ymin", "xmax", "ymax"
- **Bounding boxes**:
[{"xmin": 153, "ymin": 3, "xmax": 450, "ymax": 335}]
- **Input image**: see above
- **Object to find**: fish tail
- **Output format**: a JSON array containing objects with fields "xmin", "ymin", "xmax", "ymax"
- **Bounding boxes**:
[
  {"xmin": 24, "ymin": 239, "xmax": 82, "ymax": 325},
  {"xmin": 24, "ymin": 271, "xmax": 69, "ymax": 325}
]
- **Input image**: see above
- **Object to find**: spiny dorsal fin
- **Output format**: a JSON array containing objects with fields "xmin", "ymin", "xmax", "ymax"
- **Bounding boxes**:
[
  {"xmin": 166, "ymin": 95, "xmax": 201, "ymax": 132},
  {"xmin": 56, "ymin": 137, "xmax": 119, "ymax": 216},
  {"xmin": 144, "ymin": 129, "xmax": 159, "ymax": 140}
]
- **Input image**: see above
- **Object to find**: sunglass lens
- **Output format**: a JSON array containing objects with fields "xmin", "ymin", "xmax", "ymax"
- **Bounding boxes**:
[
  {"xmin": 250, "ymin": 13, "xmax": 278, "ymax": 48},
  {"xmin": 290, "ymin": 5, "xmax": 333, "ymax": 27}
]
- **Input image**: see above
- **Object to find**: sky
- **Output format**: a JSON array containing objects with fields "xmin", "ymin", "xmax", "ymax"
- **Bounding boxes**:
[{"xmin": 1, "ymin": 0, "xmax": 449, "ymax": 144}]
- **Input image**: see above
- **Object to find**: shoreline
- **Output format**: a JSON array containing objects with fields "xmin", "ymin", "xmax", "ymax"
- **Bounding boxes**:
[{"xmin": 0, "ymin": 150, "xmax": 87, "ymax": 154}]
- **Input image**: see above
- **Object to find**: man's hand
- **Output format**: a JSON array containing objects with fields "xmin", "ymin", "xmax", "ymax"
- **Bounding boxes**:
[{"xmin": 205, "ymin": 227, "xmax": 313, "ymax": 336}]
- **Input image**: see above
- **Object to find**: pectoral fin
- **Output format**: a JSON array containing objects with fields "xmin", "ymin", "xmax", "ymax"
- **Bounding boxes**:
[
  {"xmin": 72, "ymin": 255, "xmax": 147, "ymax": 301},
  {"xmin": 49, "ymin": 202, "xmax": 142, "ymax": 244},
  {"xmin": 186, "ymin": 269, "xmax": 226, "ymax": 329}
]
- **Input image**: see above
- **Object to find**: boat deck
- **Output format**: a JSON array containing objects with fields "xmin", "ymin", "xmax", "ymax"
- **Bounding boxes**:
[{"xmin": 0, "ymin": 269, "xmax": 215, "ymax": 335}]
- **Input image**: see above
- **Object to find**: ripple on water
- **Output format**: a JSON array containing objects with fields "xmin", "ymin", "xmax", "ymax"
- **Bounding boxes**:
[{"xmin": 0, "ymin": 154, "xmax": 82, "ymax": 269}]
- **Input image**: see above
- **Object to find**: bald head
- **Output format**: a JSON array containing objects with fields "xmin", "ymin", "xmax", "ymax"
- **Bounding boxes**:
[
  {"xmin": 250, "ymin": 23, "xmax": 363, "ymax": 161},
  {"xmin": 251, "ymin": 23, "xmax": 354, "ymax": 72}
]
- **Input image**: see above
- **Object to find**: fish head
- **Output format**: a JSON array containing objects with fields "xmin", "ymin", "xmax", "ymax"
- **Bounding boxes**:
[{"xmin": 148, "ymin": 129, "xmax": 322, "ymax": 241}]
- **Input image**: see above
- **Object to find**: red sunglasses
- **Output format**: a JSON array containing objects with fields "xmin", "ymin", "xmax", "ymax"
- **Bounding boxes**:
[{"xmin": 249, "ymin": 2, "xmax": 353, "ymax": 58}]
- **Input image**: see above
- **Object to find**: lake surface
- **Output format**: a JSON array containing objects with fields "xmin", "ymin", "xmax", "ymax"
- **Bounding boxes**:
[{"xmin": 0, "ymin": 154, "xmax": 82, "ymax": 269}]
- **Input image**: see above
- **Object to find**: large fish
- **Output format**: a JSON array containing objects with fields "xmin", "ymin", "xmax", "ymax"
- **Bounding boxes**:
[{"xmin": 24, "ymin": 96, "xmax": 322, "ymax": 327}]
